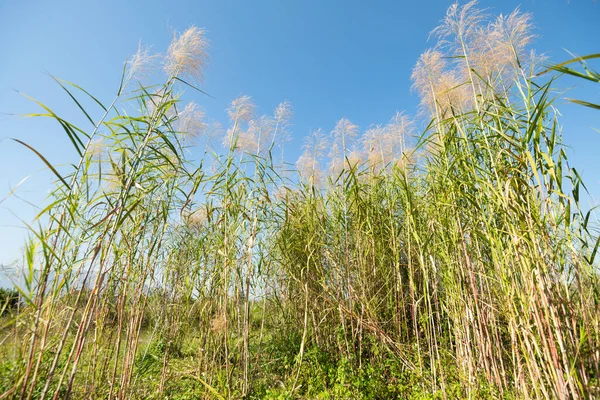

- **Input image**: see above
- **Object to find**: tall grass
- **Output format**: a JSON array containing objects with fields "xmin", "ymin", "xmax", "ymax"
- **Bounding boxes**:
[{"xmin": 1, "ymin": 2, "xmax": 599, "ymax": 398}]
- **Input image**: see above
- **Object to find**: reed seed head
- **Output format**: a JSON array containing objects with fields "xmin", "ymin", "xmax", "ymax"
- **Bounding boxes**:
[
  {"xmin": 87, "ymin": 138, "xmax": 107, "ymax": 161},
  {"xmin": 126, "ymin": 42, "xmax": 158, "ymax": 83},
  {"xmin": 227, "ymin": 95, "xmax": 255, "ymax": 122},
  {"xmin": 176, "ymin": 102, "xmax": 207, "ymax": 142},
  {"xmin": 165, "ymin": 26, "xmax": 209, "ymax": 82},
  {"xmin": 432, "ymin": 0, "xmax": 486, "ymax": 46}
]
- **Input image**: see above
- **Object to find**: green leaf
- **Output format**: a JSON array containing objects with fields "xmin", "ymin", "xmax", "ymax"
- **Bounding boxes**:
[{"xmin": 12, "ymin": 139, "xmax": 71, "ymax": 190}]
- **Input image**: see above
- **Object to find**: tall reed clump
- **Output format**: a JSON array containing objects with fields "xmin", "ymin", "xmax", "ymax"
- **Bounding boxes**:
[
  {"xmin": 0, "ymin": 28, "xmax": 212, "ymax": 399},
  {"xmin": 275, "ymin": 2, "xmax": 599, "ymax": 398},
  {"xmin": 0, "ymin": 2, "xmax": 599, "ymax": 399}
]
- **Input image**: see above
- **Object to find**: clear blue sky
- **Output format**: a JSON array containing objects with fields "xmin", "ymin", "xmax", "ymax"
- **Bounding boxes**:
[{"xmin": 1, "ymin": 1, "xmax": 599, "ymax": 284}]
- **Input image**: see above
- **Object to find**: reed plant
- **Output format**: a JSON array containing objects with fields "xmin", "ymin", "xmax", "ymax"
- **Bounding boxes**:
[{"xmin": 1, "ymin": 2, "xmax": 598, "ymax": 398}]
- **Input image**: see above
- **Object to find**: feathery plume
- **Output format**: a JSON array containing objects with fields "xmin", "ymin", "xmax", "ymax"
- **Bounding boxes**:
[
  {"xmin": 411, "ymin": 50, "xmax": 446, "ymax": 116},
  {"xmin": 412, "ymin": 50, "xmax": 471, "ymax": 118},
  {"xmin": 176, "ymin": 102, "xmax": 206, "ymax": 142},
  {"xmin": 87, "ymin": 138, "xmax": 107, "ymax": 161},
  {"xmin": 183, "ymin": 207, "xmax": 208, "ymax": 229},
  {"xmin": 388, "ymin": 111, "xmax": 413, "ymax": 153},
  {"xmin": 329, "ymin": 118, "xmax": 359, "ymax": 174},
  {"xmin": 435, "ymin": 72, "xmax": 471, "ymax": 115},
  {"xmin": 431, "ymin": 1, "xmax": 486, "ymax": 106},
  {"xmin": 466, "ymin": 9, "xmax": 534, "ymax": 95},
  {"xmin": 273, "ymin": 101, "xmax": 293, "ymax": 164},
  {"xmin": 331, "ymin": 118, "xmax": 359, "ymax": 145},
  {"xmin": 233, "ymin": 116, "xmax": 275, "ymax": 155},
  {"xmin": 248, "ymin": 116, "xmax": 275, "ymax": 154},
  {"xmin": 363, "ymin": 112, "xmax": 414, "ymax": 171},
  {"xmin": 274, "ymin": 101, "xmax": 293, "ymax": 126},
  {"xmin": 363, "ymin": 125, "xmax": 388, "ymax": 172},
  {"xmin": 273, "ymin": 101, "xmax": 293, "ymax": 142},
  {"xmin": 297, "ymin": 154, "xmax": 323, "ymax": 186},
  {"xmin": 303, "ymin": 128, "xmax": 328, "ymax": 160},
  {"xmin": 492, "ymin": 9, "xmax": 534, "ymax": 61},
  {"xmin": 468, "ymin": 27, "xmax": 509, "ymax": 88},
  {"xmin": 345, "ymin": 147, "xmax": 363, "ymax": 170},
  {"xmin": 165, "ymin": 26, "xmax": 209, "ymax": 82},
  {"xmin": 526, "ymin": 50, "xmax": 547, "ymax": 77},
  {"xmin": 126, "ymin": 42, "xmax": 158, "ymax": 83},
  {"xmin": 203, "ymin": 120, "xmax": 224, "ymax": 148},
  {"xmin": 297, "ymin": 129, "xmax": 327, "ymax": 186},
  {"xmin": 223, "ymin": 96, "xmax": 256, "ymax": 151},
  {"xmin": 395, "ymin": 147, "xmax": 417, "ymax": 170},
  {"xmin": 227, "ymin": 95, "xmax": 255, "ymax": 122},
  {"xmin": 431, "ymin": 0, "xmax": 486, "ymax": 48},
  {"xmin": 223, "ymin": 116, "xmax": 274, "ymax": 155}
]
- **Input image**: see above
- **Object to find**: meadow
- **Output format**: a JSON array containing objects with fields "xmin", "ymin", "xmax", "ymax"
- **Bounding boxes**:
[{"xmin": 1, "ymin": 1, "xmax": 599, "ymax": 399}]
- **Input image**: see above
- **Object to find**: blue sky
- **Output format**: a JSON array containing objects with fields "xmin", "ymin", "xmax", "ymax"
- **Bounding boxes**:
[{"xmin": 0, "ymin": 0, "xmax": 599, "ymax": 284}]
